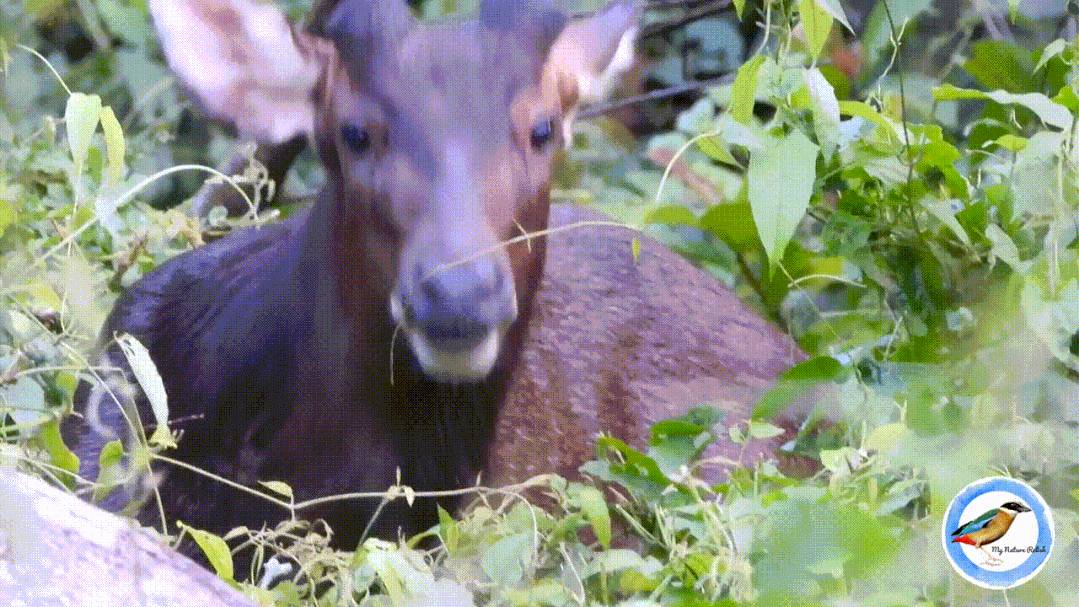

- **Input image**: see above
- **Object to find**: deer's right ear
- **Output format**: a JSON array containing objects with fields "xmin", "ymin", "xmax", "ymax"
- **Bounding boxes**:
[{"xmin": 149, "ymin": 0, "xmax": 334, "ymax": 144}]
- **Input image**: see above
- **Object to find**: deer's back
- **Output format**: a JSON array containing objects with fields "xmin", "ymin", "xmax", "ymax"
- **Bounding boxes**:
[{"xmin": 490, "ymin": 204, "xmax": 804, "ymax": 484}]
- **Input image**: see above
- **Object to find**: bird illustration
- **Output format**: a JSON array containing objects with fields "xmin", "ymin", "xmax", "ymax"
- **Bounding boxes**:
[{"xmin": 950, "ymin": 501, "xmax": 1033, "ymax": 566}]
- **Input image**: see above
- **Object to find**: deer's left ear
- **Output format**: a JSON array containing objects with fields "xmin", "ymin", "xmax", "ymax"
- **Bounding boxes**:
[{"xmin": 544, "ymin": 0, "xmax": 641, "ymax": 144}]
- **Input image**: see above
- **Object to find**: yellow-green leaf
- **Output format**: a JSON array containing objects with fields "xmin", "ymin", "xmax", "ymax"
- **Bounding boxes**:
[
  {"xmin": 732, "ymin": 0, "xmax": 746, "ymax": 18},
  {"xmin": 933, "ymin": 84, "xmax": 1072, "ymax": 130},
  {"xmin": 747, "ymin": 129, "xmax": 819, "ymax": 269},
  {"xmin": 730, "ymin": 55, "xmax": 766, "ymax": 125},
  {"xmin": 578, "ymin": 486, "xmax": 612, "ymax": 549},
  {"xmin": 799, "ymin": 0, "xmax": 834, "ymax": 61},
  {"xmin": 437, "ymin": 505, "xmax": 460, "ymax": 554},
  {"xmin": 93, "ymin": 439, "xmax": 125, "ymax": 502},
  {"xmin": 259, "ymin": 480, "xmax": 294, "ymax": 500},
  {"xmin": 64, "ymin": 93, "xmax": 102, "ymax": 176},
  {"xmin": 179, "ymin": 522, "xmax": 234, "ymax": 581},
  {"xmin": 38, "ymin": 419, "xmax": 81, "ymax": 480},
  {"xmin": 99, "ymin": 106, "xmax": 125, "ymax": 186}
]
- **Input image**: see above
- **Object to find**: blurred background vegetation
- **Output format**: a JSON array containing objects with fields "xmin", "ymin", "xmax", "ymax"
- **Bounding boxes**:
[{"xmin": 1, "ymin": 0, "xmax": 1078, "ymax": 605}]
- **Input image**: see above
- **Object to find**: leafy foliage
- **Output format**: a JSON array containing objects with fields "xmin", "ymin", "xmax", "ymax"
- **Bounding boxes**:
[{"xmin": 1, "ymin": 1, "xmax": 1078, "ymax": 606}]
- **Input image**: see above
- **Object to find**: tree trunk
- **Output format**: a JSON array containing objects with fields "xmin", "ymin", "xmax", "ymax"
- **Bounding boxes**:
[{"xmin": 0, "ymin": 470, "xmax": 255, "ymax": 607}]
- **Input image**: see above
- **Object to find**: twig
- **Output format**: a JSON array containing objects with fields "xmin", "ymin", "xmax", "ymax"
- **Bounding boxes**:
[
  {"xmin": 579, "ymin": 73, "xmax": 734, "ymax": 119},
  {"xmin": 640, "ymin": 0, "xmax": 733, "ymax": 39}
]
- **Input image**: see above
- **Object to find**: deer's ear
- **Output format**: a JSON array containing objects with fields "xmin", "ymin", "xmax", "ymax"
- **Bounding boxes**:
[
  {"xmin": 149, "ymin": 0, "xmax": 333, "ymax": 143},
  {"xmin": 544, "ymin": 0, "xmax": 640, "ymax": 142}
]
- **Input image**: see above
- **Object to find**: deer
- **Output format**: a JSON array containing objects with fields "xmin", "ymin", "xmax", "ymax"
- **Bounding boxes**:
[{"xmin": 65, "ymin": 0, "xmax": 808, "ymax": 559}]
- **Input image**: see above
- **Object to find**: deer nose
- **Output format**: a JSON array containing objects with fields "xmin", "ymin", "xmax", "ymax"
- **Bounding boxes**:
[{"xmin": 404, "ymin": 258, "xmax": 516, "ymax": 351}]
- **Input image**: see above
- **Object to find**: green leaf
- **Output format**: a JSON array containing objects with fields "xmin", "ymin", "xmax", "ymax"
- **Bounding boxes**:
[
  {"xmin": 1035, "ymin": 39, "xmax": 1069, "ymax": 73},
  {"xmin": 993, "ymin": 134, "xmax": 1028, "ymax": 153},
  {"xmin": 747, "ymin": 129, "xmax": 819, "ymax": 269},
  {"xmin": 179, "ymin": 522, "xmax": 234, "ymax": 581},
  {"xmin": 64, "ymin": 93, "xmax": 102, "ymax": 176},
  {"xmin": 1, "ymin": 376, "xmax": 48, "ymax": 428},
  {"xmin": 754, "ymin": 356, "xmax": 844, "ymax": 419},
  {"xmin": 805, "ymin": 68, "xmax": 840, "ymax": 157},
  {"xmin": 923, "ymin": 198, "xmax": 971, "ymax": 248},
  {"xmin": 838, "ymin": 100, "xmax": 900, "ymax": 141},
  {"xmin": 700, "ymin": 201, "xmax": 759, "ymax": 253},
  {"xmin": 933, "ymin": 84, "xmax": 1072, "ymax": 130},
  {"xmin": 93, "ymin": 440, "xmax": 125, "ymax": 502},
  {"xmin": 38, "ymin": 419, "xmax": 81, "ymax": 479},
  {"xmin": 1022, "ymin": 272, "xmax": 1079, "ymax": 373},
  {"xmin": 115, "ymin": 334, "xmax": 174, "ymax": 448},
  {"xmin": 864, "ymin": 422, "xmax": 909, "ymax": 453},
  {"xmin": 814, "ymin": 0, "xmax": 853, "ymax": 32},
  {"xmin": 99, "ymin": 106, "xmax": 125, "ymax": 186},
  {"xmin": 730, "ymin": 55, "xmax": 766, "ymax": 125},
  {"xmin": 749, "ymin": 421, "xmax": 785, "ymax": 440},
  {"xmin": 482, "ymin": 533, "xmax": 532, "ymax": 586},
  {"xmin": 1008, "ymin": 0, "xmax": 1020, "ymax": 21},
  {"xmin": 643, "ymin": 205, "xmax": 696, "ymax": 227},
  {"xmin": 1012, "ymin": 131, "xmax": 1064, "ymax": 215},
  {"xmin": 437, "ymin": 505, "xmax": 460, "ymax": 553},
  {"xmin": 732, "ymin": 0, "xmax": 746, "ymax": 18},
  {"xmin": 0, "ymin": 198, "xmax": 17, "ymax": 238},
  {"xmin": 697, "ymin": 134, "xmax": 739, "ymax": 167},
  {"xmin": 577, "ymin": 486, "xmax": 612, "ymax": 549},
  {"xmin": 258, "ymin": 480, "xmax": 294, "ymax": 500},
  {"xmin": 798, "ymin": 0, "xmax": 833, "ymax": 61},
  {"xmin": 985, "ymin": 225, "xmax": 1030, "ymax": 274}
]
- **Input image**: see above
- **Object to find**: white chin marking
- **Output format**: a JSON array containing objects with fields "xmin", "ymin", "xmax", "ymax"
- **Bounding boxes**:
[{"xmin": 408, "ymin": 330, "xmax": 500, "ymax": 383}]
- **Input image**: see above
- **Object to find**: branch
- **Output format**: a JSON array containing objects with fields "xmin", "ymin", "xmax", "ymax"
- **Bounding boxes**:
[
  {"xmin": 578, "ymin": 73, "xmax": 734, "ymax": 119},
  {"xmin": 640, "ymin": 0, "xmax": 733, "ymax": 39}
]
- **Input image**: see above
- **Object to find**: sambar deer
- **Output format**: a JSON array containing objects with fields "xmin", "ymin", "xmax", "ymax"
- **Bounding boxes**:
[{"xmin": 67, "ymin": 0, "xmax": 807, "ymax": 555}]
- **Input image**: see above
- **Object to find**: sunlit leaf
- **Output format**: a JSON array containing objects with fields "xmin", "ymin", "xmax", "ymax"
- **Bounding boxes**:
[
  {"xmin": 1035, "ymin": 38, "xmax": 1069, "ymax": 72},
  {"xmin": 179, "ymin": 522, "xmax": 234, "ymax": 581},
  {"xmin": 115, "ymin": 333, "xmax": 174, "ymax": 448},
  {"xmin": 799, "ymin": 0, "xmax": 834, "ymax": 61},
  {"xmin": 64, "ymin": 92, "xmax": 102, "ymax": 176},
  {"xmin": 933, "ymin": 84, "xmax": 1072, "ymax": 130},
  {"xmin": 258, "ymin": 480, "xmax": 293, "ymax": 500},
  {"xmin": 0, "ymin": 377, "xmax": 47, "ymax": 428},
  {"xmin": 482, "ymin": 533, "xmax": 532, "ymax": 586},
  {"xmin": 805, "ymin": 68, "xmax": 841, "ymax": 157},
  {"xmin": 814, "ymin": 0, "xmax": 853, "ymax": 32},
  {"xmin": 38, "ymin": 419, "xmax": 81, "ymax": 481},
  {"xmin": 93, "ymin": 439, "xmax": 125, "ymax": 502},
  {"xmin": 99, "ymin": 106, "xmax": 125, "ymax": 186},
  {"xmin": 730, "ymin": 55, "xmax": 766, "ymax": 125},
  {"xmin": 985, "ymin": 225, "xmax": 1030, "ymax": 273},
  {"xmin": 747, "ymin": 129, "xmax": 819, "ymax": 269},
  {"xmin": 923, "ymin": 198, "xmax": 971, "ymax": 248},
  {"xmin": 437, "ymin": 505, "xmax": 460, "ymax": 554},
  {"xmin": 577, "ymin": 486, "xmax": 611, "ymax": 549}
]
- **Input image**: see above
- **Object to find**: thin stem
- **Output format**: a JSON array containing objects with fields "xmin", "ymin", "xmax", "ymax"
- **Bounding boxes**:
[{"xmin": 15, "ymin": 44, "xmax": 72, "ymax": 96}]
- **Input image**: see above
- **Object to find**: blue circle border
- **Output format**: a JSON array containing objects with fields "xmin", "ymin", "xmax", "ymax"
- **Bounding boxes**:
[{"xmin": 941, "ymin": 477, "xmax": 1054, "ymax": 589}]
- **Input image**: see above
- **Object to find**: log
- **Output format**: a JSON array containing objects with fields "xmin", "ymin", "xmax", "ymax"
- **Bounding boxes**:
[{"xmin": 0, "ymin": 469, "xmax": 255, "ymax": 607}]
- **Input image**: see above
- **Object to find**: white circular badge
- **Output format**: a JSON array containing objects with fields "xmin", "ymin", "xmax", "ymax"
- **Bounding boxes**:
[{"xmin": 941, "ymin": 477, "xmax": 1054, "ymax": 589}]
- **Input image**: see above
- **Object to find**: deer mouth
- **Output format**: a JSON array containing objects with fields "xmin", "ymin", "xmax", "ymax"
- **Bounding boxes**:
[{"xmin": 390, "ymin": 294, "xmax": 507, "ymax": 382}]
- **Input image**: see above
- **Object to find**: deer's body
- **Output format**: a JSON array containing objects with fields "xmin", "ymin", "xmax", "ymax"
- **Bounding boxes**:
[{"xmin": 67, "ymin": 0, "xmax": 803, "ymax": 556}]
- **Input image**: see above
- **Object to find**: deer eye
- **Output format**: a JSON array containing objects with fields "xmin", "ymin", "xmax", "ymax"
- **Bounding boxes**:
[
  {"xmin": 529, "ymin": 117, "xmax": 555, "ymax": 150},
  {"xmin": 340, "ymin": 123, "xmax": 371, "ymax": 154}
]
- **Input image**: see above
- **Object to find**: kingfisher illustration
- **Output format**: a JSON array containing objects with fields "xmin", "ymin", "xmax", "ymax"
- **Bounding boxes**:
[{"xmin": 950, "ymin": 501, "xmax": 1033, "ymax": 566}]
